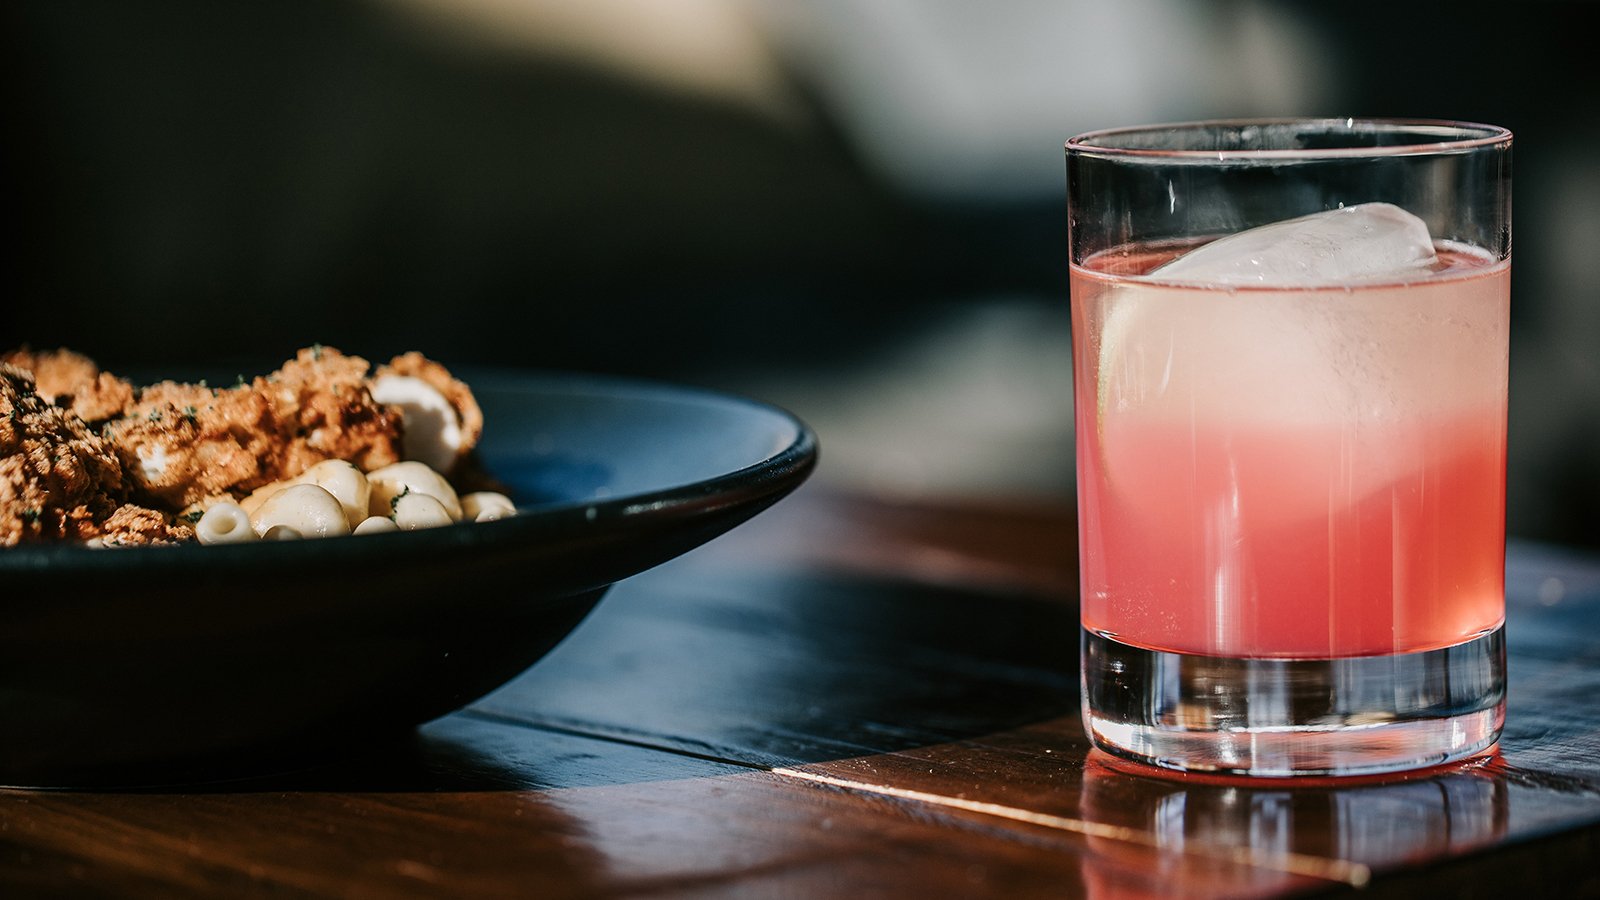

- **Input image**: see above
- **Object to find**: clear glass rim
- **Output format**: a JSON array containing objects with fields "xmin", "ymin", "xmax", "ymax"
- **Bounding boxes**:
[{"xmin": 1066, "ymin": 117, "xmax": 1513, "ymax": 160}]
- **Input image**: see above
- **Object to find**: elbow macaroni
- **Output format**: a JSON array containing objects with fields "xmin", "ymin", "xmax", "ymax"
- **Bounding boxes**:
[
  {"xmin": 392, "ymin": 492, "xmax": 454, "ymax": 531},
  {"xmin": 367, "ymin": 461, "xmax": 463, "ymax": 521},
  {"xmin": 250, "ymin": 484, "xmax": 352, "ymax": 539},
  {"xmin": 463, "ymin": 491, "xmax": 515, "ymax": 522},
  {"xmin": 196, "ymin": 501, "xmax": 254, "ymax": 545},
  {"xmin": 353, "ymin": 515, "xmax": 399, "ymax": 535},
  {"xmin": 295, "ymin": 459, "xmax": 370, "ymax": 529},
  {"xmin": 262, "ymin": 524, "xmax": 303, "ymax": 540},
  {"xmin": 193, "ymin": 460, "xmax": 511, "ymax": 545}
]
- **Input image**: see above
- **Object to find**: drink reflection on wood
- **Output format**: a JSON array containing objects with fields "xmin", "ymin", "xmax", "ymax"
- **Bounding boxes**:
[{"xmin": 1079, "ymin": 752, "xmax": 1509, "ymax": 895}]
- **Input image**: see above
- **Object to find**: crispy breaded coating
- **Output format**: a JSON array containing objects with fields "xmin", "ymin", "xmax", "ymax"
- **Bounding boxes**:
[
  {"xmin": 98, "ymin": 503, "xmax": 196, "ymax": 546},
  {"xmin": 0, "ymin": 364, "xmax": 127, "ymax": 545},
  {"xmin": 268, "ymin": 346, "xmax": 406, "ymax": 477},
  {"xmin": 101, "ymin": 346, "xmax": 404, "ymax": 508},
  {"xmin": 103, "ymin": 381, "xmax": 275, "ymax": 509},
  {"xmin": 1, "ymin": 347, "xmax": 135, "ymax": 422}
]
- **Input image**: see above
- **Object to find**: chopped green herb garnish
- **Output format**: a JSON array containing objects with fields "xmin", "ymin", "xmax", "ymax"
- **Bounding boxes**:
[
  {"xmin": 311, "ymin": 343, "xmax": 324, "ymax": 361},
  {"xmin": 389, "ymin": 485, "xmax": 412, "ymax": 513},
  {"xmin": 21, "ymin": 508, "xmax": 41, "ymax": 524},
  {"xmin": 183, "ymin": 510, "xmax": 205, "ymax": 524}
]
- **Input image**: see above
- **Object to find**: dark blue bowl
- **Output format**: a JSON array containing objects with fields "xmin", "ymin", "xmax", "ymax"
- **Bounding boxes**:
[{"xmin": 0, "ymin": 372, "xmax": 816, "ymax": 787}]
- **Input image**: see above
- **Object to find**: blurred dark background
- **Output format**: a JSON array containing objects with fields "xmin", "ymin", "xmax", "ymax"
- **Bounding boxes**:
[{"xmin": 6, "ymin": 0, "xmax": 1597, "ymax": 548}]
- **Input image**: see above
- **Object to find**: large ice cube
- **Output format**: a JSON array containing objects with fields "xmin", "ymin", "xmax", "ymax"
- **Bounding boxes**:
[{"xmin": 1152, "ymin": 202, "xmax": 1437, "ymax": 286}]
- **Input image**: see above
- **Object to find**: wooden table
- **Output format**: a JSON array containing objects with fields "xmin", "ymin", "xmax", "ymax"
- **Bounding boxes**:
[{"xmin": 5, "ymin": 488, "xmax": 1600, "ymax": 898}]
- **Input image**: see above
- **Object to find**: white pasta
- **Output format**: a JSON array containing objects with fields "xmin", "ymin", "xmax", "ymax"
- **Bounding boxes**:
[
  {"xmin": 295, "ymin": 459, "xmax": 371, "ymax": 528},
  {"xmin": 250, "ymin": 484, "xmax": 352, "ymax": 539},
  {"xmin": 353, "ymin": 515, "xmax": 399, "ymax": 536},
  {"xmin": 392, "ymin": 492, "xmax": 453, "ymax": 531},
  {"xmin": 366, "ymin": 461, "xmax": 463, "ymax": 521},
  {"xmin": 463, "ymin": 491, "xmax": 516, "ymax": 522},
  {"xmin": 191, "ymin": 448, "xmax": 506, "ymax": 546},
  {"xmin": 239, "ymin": 480, "xmax": 292, "ymax": 516},
  {"xmin": 196, "ymin": 501, "xmax": 255, "ymax": 544}
]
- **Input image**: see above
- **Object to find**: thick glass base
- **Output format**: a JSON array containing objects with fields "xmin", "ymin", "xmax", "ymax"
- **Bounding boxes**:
[{"xmin": 1081, "ymin": 626, "xmax": 1505, "ymax": 777}]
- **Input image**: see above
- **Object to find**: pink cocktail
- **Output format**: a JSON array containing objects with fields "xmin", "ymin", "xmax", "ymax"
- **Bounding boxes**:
[
  {"xmin": 1075, "ymin": 246, "xmax": 1507, "ymax": 659},
  {"xmin": 1067, "ymin": 120, "xmax": 1512, "ymax": 776}
]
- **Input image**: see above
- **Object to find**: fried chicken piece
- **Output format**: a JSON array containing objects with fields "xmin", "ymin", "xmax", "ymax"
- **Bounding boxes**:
[
  {"xmin": 1, "ymin": 347, "xmax": 135, "ymax": 422},
  {"xmin": 97, "ymin": 503, "xmax": 196, "ymax": 546},
  {"xmin": 102, "ymin": 346, "xmax": 404, "ymax": 508},
  {"xmin": 0, "ymin": 364, "xmax": 127, "ymax": 545},
  {"xmin": 372, "ymin": 352, "xmax": 484, "ymax": 474},
  {"xmin": 268, "ymin": 346, "xmax": 406, "ymax": 477},
  {"xmin": 102, "ymin": 381, "xmax": 275, "ymax": 509}
]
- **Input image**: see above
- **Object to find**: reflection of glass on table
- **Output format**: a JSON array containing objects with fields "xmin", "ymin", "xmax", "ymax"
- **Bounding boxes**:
[{"xmin": 1078, "ymin": 752, "xmax": 1509, "ymax": 896}]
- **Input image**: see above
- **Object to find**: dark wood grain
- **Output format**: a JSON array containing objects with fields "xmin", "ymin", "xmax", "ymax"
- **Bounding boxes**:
[{"xmin": 4, "ymin": 487, "xmax": 1600, "ymax": 898}]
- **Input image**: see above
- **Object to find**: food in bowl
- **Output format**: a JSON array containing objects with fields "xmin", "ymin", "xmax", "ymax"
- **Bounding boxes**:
[{"xmin": 0, "ymin": 346, "xmax": 513, "ymax": 546}]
